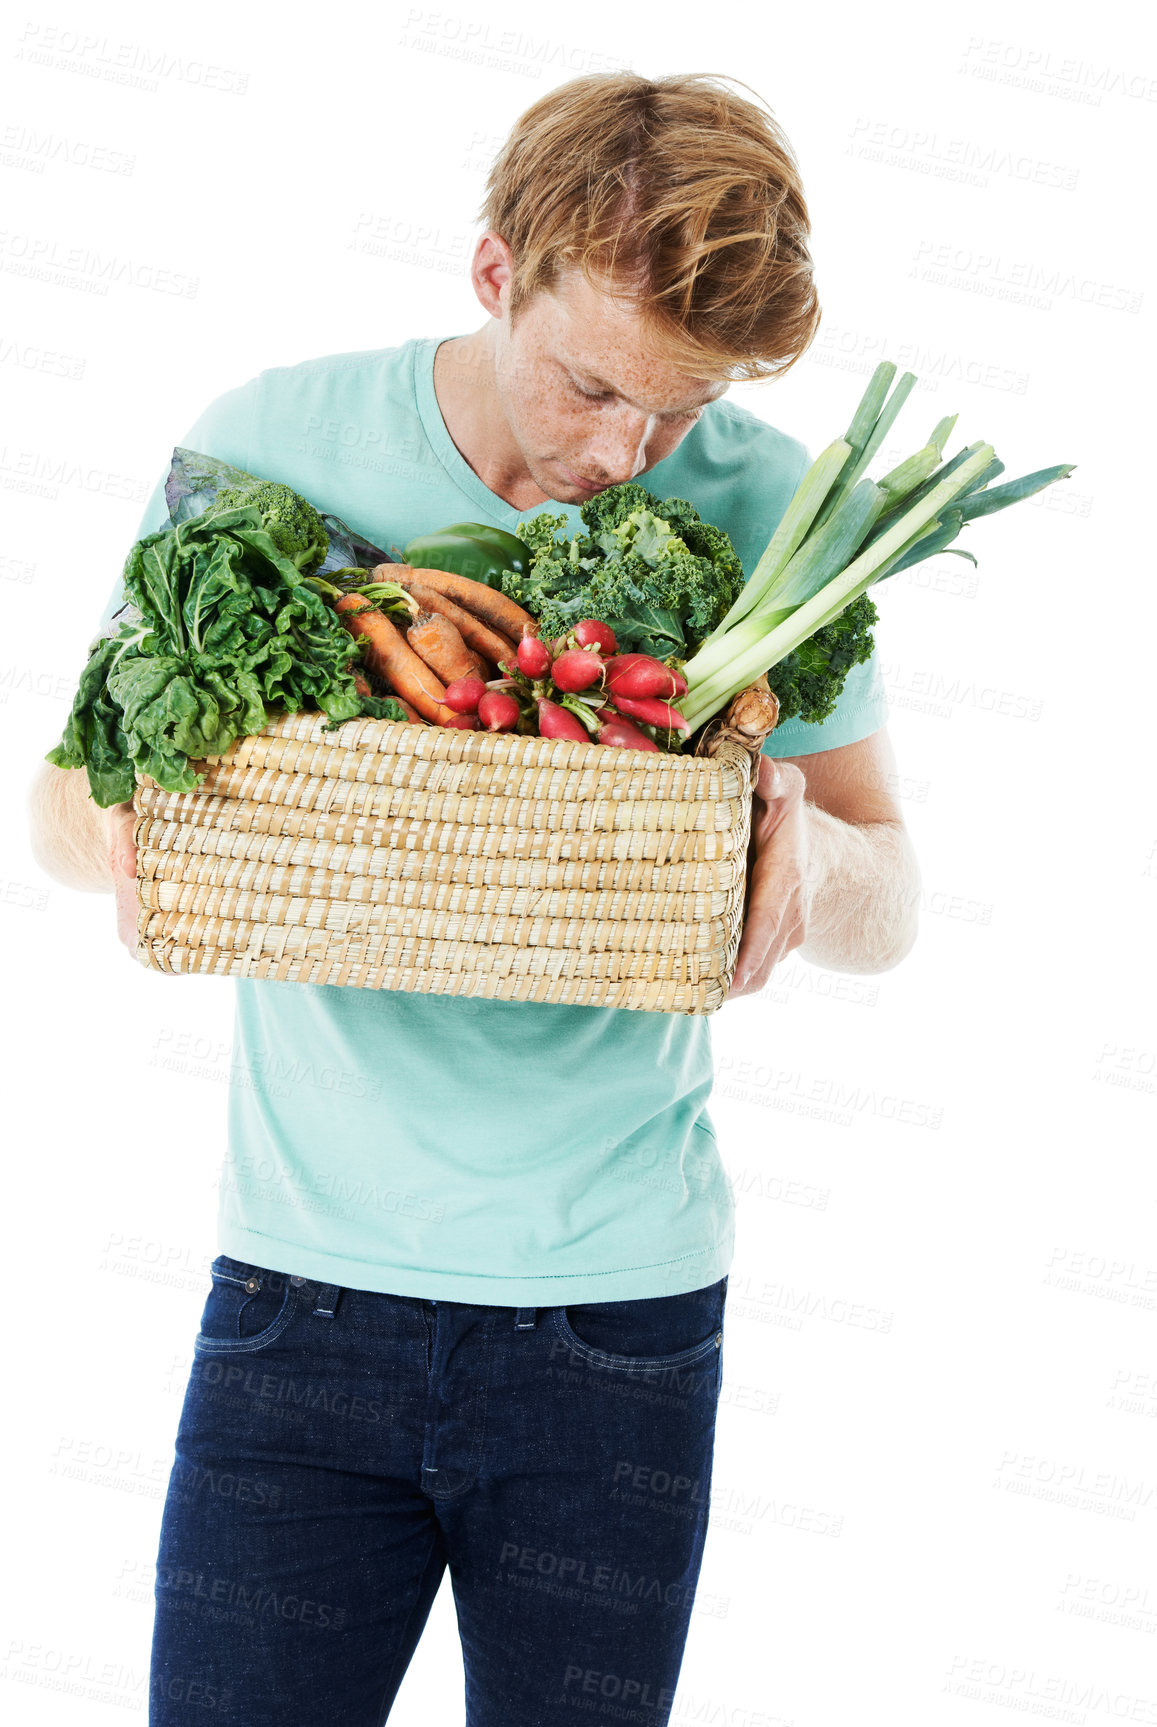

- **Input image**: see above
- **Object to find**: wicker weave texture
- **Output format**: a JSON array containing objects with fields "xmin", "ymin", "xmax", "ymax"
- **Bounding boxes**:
[{"xmin": 134, "ymin": 710, "xmax": 756, "ymax": 1013}]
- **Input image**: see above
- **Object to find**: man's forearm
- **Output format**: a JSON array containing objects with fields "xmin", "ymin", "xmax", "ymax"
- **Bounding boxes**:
[
  {"xmin": 799, "ymin": 806, "xmax": 920, "ymax": 974},
  {"xmin": 28, "ymin": 762, "xmax": 116, "ymax": 892}
]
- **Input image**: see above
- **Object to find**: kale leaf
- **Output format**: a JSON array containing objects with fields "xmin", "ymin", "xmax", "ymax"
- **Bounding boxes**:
[
  {"xmin": 765, "ymin": 592, "xmax": 878, "ymax": 726},
  {"xmin": 506, "ymin": 483, "xmax": 745, "ymax": 661}
]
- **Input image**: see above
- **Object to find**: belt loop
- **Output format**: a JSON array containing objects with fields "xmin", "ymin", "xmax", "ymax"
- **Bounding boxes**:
[
  {"xmin": 513, "ymin": 1307, "xmax": 537, "ymax": 1330},
  {"xmin": 313, "ymin": 1283, "xmax": 342, "ymax": 1319}
]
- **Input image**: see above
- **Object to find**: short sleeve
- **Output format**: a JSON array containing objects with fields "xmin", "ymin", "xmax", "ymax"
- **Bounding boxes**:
[
  {"xmin": 761, "ymin": 650, "xmax": 890, "ymax": 758},
  {"xmin": 93, "ymin": 375, "xmax": 259, "ymax": 634},
  {"xmin": 757, "ymin": 441, "xmax": 890, "ymax": 759}
]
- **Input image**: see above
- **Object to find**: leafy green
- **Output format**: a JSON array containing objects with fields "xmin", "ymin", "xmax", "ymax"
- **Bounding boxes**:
[
  {"xmin": 507, "ymin": 483, "xmax": 745, "ymax": 660},
  {"xmin": 321, "ymin": 695, "xmax": 413, "ymax": 730},
  {"xmin": 164, "ymin": 447, "xmax": 393, "ymax": 578},
  {"xmin": 47, "ymin": 502, "xmax": 369, "ymax": 807},
  {"xmin": 765, "ymin": 593, "xmax": 878, "ymax": 726}
]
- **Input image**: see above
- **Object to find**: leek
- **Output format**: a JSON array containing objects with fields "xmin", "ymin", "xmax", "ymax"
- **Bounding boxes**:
[
  {"xmin": 681, "ymin": 443, "xmax": 996, "ymax": 732},
  {"xmin": 678, "ymin": 358, "xmax": 1075, "ymax": 744},
  {"xmin": 758, "ymin": 479, "xmax": 888, "ymax": 612},
  {"xmin": 810, "ymin": 367, "xmax": 918, "ymax": 533},
  {"xmin": 699, "ymin": 436, "xmax": 854, "ymax": 646}
]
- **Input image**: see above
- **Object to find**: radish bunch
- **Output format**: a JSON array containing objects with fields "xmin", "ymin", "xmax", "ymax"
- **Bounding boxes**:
[{"xmin": 439, "ymin": 620, "xmax": 691, "ymax": 750}]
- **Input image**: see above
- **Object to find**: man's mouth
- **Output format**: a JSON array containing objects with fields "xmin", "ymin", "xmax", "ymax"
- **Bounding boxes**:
[{"xmin": 558, "ymin": 462, "xmax": 605, "ymax": 494}]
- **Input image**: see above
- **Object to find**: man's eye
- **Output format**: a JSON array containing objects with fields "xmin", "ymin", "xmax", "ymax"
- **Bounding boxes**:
[
  {"xmin": 568, "ymin": 374, "xmax": 702, "ymax": 420},
  {"xmin": 570, "ymin": 376, "xmax": 612, "ymax": 401}
]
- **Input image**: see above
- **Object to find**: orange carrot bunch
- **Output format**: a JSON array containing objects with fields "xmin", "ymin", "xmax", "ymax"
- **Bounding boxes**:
[
  {"xmin": 330, "ymin": 565, "xmax": 535, "ymax": 728},
  {"xmin": 329, "ymin": 568, "xmax": 689, "ymax": 751}
]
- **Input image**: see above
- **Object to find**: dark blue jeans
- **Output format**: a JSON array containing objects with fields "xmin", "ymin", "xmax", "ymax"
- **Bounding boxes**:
[{"xmin": 150, "ymin": 1254, "xmax": 729, "ymax": 1725}]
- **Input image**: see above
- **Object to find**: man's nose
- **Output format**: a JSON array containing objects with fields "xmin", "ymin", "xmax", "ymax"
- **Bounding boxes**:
[{"xmin": 585, "ymin": 409, "xmax": 653, "ymax": 484}]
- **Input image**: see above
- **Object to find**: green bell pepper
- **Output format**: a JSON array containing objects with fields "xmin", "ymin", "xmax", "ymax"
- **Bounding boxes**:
[{"xmin": 401, "ymin": 522, "xmax": 530, "ymax": 591}]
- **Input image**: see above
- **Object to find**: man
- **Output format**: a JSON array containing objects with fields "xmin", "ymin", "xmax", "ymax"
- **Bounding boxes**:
[{"xmin": 30, "ymin": 71, "xmax": 919, "ymax": 1727}]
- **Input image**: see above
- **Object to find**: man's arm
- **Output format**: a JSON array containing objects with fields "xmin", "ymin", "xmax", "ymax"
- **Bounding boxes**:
[
  {"xmin": 730, "ymin": 724, "xmax": 920, "ymax": 995},
  {"xmin": 28, "ymin": 762, "xmax": 139, "ymax": 947},
  {"xmin": 29, "ymin": 761, "xmax": 118, "ymax": 891}
]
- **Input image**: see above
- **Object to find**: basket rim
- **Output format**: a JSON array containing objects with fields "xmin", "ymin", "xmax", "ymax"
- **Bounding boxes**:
[{"xmin": 165, "ymin": 706, "xmax": 757, "ymax": 781}]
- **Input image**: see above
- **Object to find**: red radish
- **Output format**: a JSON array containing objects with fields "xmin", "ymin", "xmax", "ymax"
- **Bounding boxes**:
[
  {"xmin": 517, "ymin": 633, "xmax": 552, "ymax": 679},
  {"xmin": 443, "ymin": 674, "xmax": 486, "ymax": 714},
  {"xmin": 477, "ymin": 690, "xmax": 520, "ymax": 732},
  {"xmin": 605, "ymin": 650, "xmax": 684, "ymax": 678},
  {"xmin": 537, "ymin": 698, "xmax": 590, "ymax": 742},
  {"xmin": 607, "ymin": 655, "xmax": 688, "ymax": 700},
  {"xmin": 598, "ymin": 720, "xmax": 660, "ymax": 751},
  {"xmin": 551, "ymin": 648, "xmax": 605, "ymax": 693},
  {"xmin": 593, "ymin": 705, "xmax": 618, "ymax": 722},
  {"xmin": 603, "ymin": 652, "xmax": 661, "ymax": 679},
  {"xmin": 608, "ymin": 692, "xmax": 689, "ymax": 731},
  {"xmin": 442, "ymin": 713, "xmax": 480, "ymax": 730},
  {"xmin": 573, "ymin": 618, "xmax": 617, "ymax": 655}
]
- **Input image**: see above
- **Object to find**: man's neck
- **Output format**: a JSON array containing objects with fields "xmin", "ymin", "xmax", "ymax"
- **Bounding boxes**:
[{"xmin": 432, "ymin": 326, "xmax": 554, "ymax": 512}]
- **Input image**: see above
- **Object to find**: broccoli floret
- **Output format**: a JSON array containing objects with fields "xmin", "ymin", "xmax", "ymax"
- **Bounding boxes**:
[
  {"xmin": 213, "ymin": 480, "xmax": 329, "ymax": 577},
  {"xmin": 767, "ymin": 593, "xmax": 878, "ymax": 726}
]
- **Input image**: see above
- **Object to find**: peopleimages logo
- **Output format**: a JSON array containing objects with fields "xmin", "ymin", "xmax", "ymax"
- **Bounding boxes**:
[
  {"xmin": 812, "ymin": 322, "xmax": 1030, "ymax": 395},
  {"xmin": 396, "ymin": 9, "xmax": 628, "ymax": 82},
  {"xmin": 847, "ymin": 116, "xmax": 1079, "ymax": 191},
  {"xmin": 715, "ymin": 1054, "xmax": 943, "ymax": 1130},
  {"xmin": 0, "ymin": 336, "xmax": 85, "ymax": 380},
  {"xmin": 881, "ymin": 660, "xmax": 1044, "ymax": 722},
  {"xmin": 911, "ymin": 238, "xmax": 1142, "ymax": 314},
  {"xmin": 0, "ymin": 122, "xmax": 135, "ymax": 175},
  {"xmin": 958, "ymin": 36, "xmax": 1157, "ymax": 105},
  {"xmin": 0, "ymin": 443, "xmax": 146, "ymax": 500},
  {"xmin": 0, "ymin": 229, "xmax": 198, "ymax": 298},
  {"xmin": 944, "ymin": 1652, "xmax": 1157, "ymax": 1723},
  {"xmin": 15, "ymin": 22, "xmax": 249, "ymax": 95}
]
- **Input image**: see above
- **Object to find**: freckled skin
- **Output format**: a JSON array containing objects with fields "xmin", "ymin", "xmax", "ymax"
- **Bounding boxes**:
[{"xmin": 432, "ymin": 232, "xmax": 729, "ymax": 513}]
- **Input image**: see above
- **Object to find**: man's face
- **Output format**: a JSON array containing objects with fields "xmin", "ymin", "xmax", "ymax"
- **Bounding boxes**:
[{"xmin": 491, "ymin": 266, "xmax": 729, "ymax": 504}]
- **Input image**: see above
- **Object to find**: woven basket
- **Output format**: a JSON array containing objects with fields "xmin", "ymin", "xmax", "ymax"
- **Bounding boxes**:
[{"xmin": 133, "ymin": 685, "xmax": 776, "ymax": 1014}]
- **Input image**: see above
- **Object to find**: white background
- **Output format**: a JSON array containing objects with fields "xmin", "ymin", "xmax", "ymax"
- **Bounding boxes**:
[{"xmin": 3, "ymin": 0, "xmax": 1155, "ymax": 1721}]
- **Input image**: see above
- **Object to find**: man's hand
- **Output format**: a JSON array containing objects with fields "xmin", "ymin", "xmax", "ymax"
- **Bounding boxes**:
[
  {"xmin": 106, "ymin": 801, "xmax": 139, "ymax": 953},
  {"xmin": 729, "ymin": 757, "xmax": 810, "ymax": 998}
]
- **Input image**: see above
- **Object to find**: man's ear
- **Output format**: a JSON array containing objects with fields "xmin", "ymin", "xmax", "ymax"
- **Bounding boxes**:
[{"xmin": 471, "ymin": 232, "xmax": 514, "ymax": 321}]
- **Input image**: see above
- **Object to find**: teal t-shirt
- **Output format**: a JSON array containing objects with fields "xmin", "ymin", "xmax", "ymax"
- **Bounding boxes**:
[{"xmin": 97, "ymin": 337, "xmax": 889, "ymax": 1304}]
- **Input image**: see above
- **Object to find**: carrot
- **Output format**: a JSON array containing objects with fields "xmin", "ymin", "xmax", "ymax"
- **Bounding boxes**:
[
  {"xmin": 335, "ymin": 594, "xmax": 455, "ymax": 724},
  {"xmin": 356, "ymin": 668, "xmax": 426, "ymax": 723},
  {"xmin": 405, "ymin": 609, "xmax": 486, "ymax": 685},
  {"xmin": 400, "ymin": 577, "xmax": 517, "ymax": 669},
  {"xmin": 376, "ymin": 562, "xmax": 536, "ymax": 645}
]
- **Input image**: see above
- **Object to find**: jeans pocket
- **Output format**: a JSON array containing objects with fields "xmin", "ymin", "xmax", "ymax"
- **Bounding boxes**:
[
  {"xmin": 193, "ymin": 1254, "xmax": 301, "ymax": 1355},
  {"xmin": 554, "ymin": 1277, "xmax": 726, "ymax": 1372}
]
